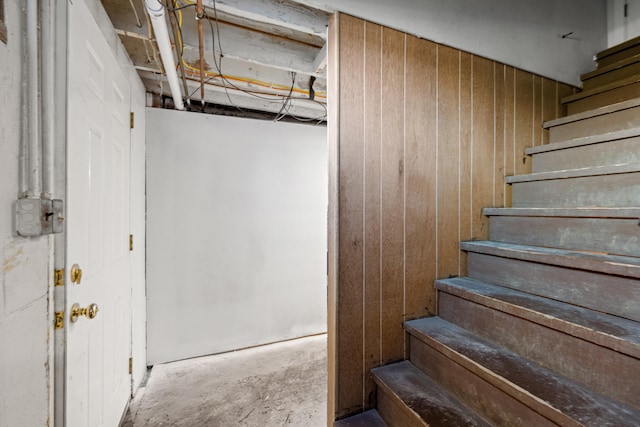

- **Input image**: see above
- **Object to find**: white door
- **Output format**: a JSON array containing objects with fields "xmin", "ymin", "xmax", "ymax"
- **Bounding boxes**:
[{"xmin": 66, "ymin": 1, "xmax": 132, "ymax": 425}]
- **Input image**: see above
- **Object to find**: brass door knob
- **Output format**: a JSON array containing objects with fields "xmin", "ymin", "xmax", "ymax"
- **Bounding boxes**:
[
  {"xmin": 70, "ymin": 303, "xmax": 99, "ymax": 322},
  {"xmin": 70, "ymin": 264, "xmax": 83, "ymax": 284}
]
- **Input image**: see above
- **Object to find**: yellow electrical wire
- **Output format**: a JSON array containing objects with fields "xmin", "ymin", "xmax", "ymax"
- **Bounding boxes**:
[{"xmin": 171, "ymin": 0, "xmax": 326, "ymax": 99}]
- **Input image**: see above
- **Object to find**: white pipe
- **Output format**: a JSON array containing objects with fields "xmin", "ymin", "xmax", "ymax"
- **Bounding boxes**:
[
  {"xmin": 42, "ymin": 0, "xmax": 55, "ymax": 198},
  {"xmin": 26, "ymin": 0, "xmax": 42, "ymax": 198},
  {"xmin": 145, "ymin": 0, "xmax": 185, "ymax": 110}
]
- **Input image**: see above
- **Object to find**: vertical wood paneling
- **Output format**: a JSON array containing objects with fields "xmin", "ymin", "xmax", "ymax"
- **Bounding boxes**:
[
  {"xmin": 330, "ymin": 14, "xmax": 577, "ymax": 420},
  {"xmin": 494, "ymin": 64, "xmax": 506, "ymax": 210},
  {"xmin": 437, "ymin": 46, "xmax": 461, "ymax": 278},
  {"xmin": 405, "ymin": 35, "xmax": 437, "ymax": 318},
  {"xmin": 471, "ymin": 56, "xmax": 495, "ymax": 240},
  {"xmin": 504, "ymin": 66, "xmax": 516, "ymax": 207},
  {"xmin": 541, "ymin": 78, "xmax": 557, "ymax": 145},
  {"xmin": 337, "ymin": 14, "xmax": 365, "ymax": 418},
  {"xmin": 515, "ymin": 69, "xmax": 534, "ymax": 175},
  {"xmin": 380, "ymin": 27, "xmax": 405, "ymax": 366},
  {"xmin": 363, "ymin": 21, "xmax": 382, "ymax": 409},
  {"xmin": 459, "ymin": 52, "xmax": 473, "ymax": 276},
  {"xmin": 533, "ymin": 76, "xmax": 543, "ymax": 147}
]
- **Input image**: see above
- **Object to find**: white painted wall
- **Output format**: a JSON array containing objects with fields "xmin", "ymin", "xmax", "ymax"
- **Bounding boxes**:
[
  {"xmin": 303, "ymin": 0, "xmax": 607, "ymax": 86},
  {"xmin": 146, "ymin": 109, "xmax": 327, "ymax": 365},
  {"xmin": 608, "ymin": 0, "xmax": 640, "ymax": 46},
  {"xmin": 0, "ymin": 1, "xmax": 52, "ymax": 426}
]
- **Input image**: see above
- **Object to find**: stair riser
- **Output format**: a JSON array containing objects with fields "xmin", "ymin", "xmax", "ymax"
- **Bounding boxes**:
[
  {"xmin": 532, "ymin": 136, "xmax": 640, "ymax": 172},
  {"xmin": 566, "ymin": 81, "xmax": 640, "ymax": 115},
  {"xmin": 467, "ymin": 252, "xmax": 640, "ymax": 322},
  {"xmin": 582, "ymin": 62, "xmax": 640, "ymax": 91},
  {"xmin": 438, "ymin": 292, "xmax": 640, "ymax": 410},
  {"xmin": 511, "ymin": 172, "xmax": 640, "ymax": 207},
  {"xmin": 597, "ymin": 45, "xmax": 640, "ymax": 68},
  {"xmin": 409, "ymin": 336, "xmax": 559, "ymax": 427},
  {"xmin": 489, "ymin": 216, "xmax": 640, "ymax": 257},
  {"xmin": 376, "ymin": 385, "xmax": 425, "ymax": 427},
  {"xmin": 548, "ymin": 104, "xmax": 640, "ymax": 143}
]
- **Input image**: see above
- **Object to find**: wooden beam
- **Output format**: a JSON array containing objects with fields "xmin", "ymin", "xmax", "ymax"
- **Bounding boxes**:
[
  {"xmin": 313, "ymin": 42, "xmax": 327, "ymax": 74},
  {"xmin": 139, "ymin": 71, "xmax": 326, "ymax": 119},
  {"xmin": 203, "ymin": 0, "xmax": 330, "ymax": 40},
  {"xmin": 111, "ymin": 8, "xmax": 323, "ymax": 76}
]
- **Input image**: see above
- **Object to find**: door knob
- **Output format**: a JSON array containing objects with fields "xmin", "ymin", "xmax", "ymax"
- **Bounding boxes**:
[
  {"xmin": 70, "ymin": 264, "xmax": 83, "ymax": 284},
  {"xmin": 70, "ymin": 303, "xmax": 99, "ymax": 322}
]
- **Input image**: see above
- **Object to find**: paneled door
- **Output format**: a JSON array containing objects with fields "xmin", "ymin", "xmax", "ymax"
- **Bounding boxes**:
[{"xmin": 65, "ymin": 1, "xmax": 132, "ymax": 425}]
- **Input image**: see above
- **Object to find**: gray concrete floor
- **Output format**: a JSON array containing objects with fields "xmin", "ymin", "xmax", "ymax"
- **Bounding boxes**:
[{"xmin": 120, "ymin": 334, "xmax": 327, "ymax": 427}]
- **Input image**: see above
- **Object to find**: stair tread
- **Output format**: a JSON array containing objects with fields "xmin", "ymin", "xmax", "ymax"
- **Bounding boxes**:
[
  {"xmin": 483, "ymin": 207, "xmax": 640, "ymax": 218},
  {"xmin": 460, "ymin": 241, "xmax": 640, "ymax": 278},
  {"xmin": 406, "ymin": 317, "xmax": 640, "ymax": 426},
  {"xmin": 435, "ymin": 277, "xmax": 640, "ymax": 359},
  {"xmin": 562, "ymin": 74, "xmax": 640, "ymax": 103},
  {"xmin": 371, "ymin": 361, "xmax": 491, "ymax": 427},
  {"xmin": 596, "ymin": 35, "xmax": 640, "ymax": 62},
  {"xmin": 543, "ymin": 98, "xmax": 640, "ymax": 129},
  {"xmin": 505, "ymin": 162, "xmax": 640, "ymax": 183},
  {"xmin": 526, "ymin": 127, "xmax": 640, "ymax": 155},
  {"xmin": 334, "ymin": 410, "xmax": 388, "ymax": 426},
  {"xmin": 582, "ymin": 53, "xmax": 640, "ymax": 80}
]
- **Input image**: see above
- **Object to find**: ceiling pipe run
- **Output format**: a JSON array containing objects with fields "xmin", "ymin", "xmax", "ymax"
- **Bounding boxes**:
[{"xmin": 145, "ymin": 0, "xmax": 185, "ymax": 110}]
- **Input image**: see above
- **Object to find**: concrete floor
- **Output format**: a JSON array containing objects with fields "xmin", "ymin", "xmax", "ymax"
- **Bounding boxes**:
[{"xmin": 120, "ymin": 334, "xmax": 327, "ymax": 427}]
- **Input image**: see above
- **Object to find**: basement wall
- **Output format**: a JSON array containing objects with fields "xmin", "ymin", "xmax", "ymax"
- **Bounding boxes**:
[
  {"xmin": 327, "ymin": 13, "xmax": 576, "ymax": 421},
  {"xmin": 145, "ymin": 109, "xmax": 327, "ymax": 365},
  {"xmin": 0, "ymin": 1, "xmax": 52, "ymax": 426},
  {"xmin": 304, "ymin": 0, "xmax": 605, "ymax": 86}
]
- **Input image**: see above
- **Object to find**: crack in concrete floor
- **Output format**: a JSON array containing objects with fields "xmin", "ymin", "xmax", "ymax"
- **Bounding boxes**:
[{"xmin": 120, "ymin": 334, "xmax": 327, "ymax": 427}]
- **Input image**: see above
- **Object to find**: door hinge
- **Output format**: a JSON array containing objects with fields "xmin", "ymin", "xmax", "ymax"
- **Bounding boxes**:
[
  {"xmin": 129, "ymin": 357, "xmax": 133, "ymax": 374},
  {"xmin": 54, "ymin": 269, "xmax": 64, "ymax": 287},
  {"xmin": 625, "ymin": 2, "xmax": 629, "ymax": 17},
  {"xmin": 130, "ymin": 112, "xmax": 135, "ymax": 129},
  {"xmin": 55, "ymin": 311, "xmax": 64, "ymax": 329},
  {"xmin": 129, "ymin": 234, "xmax": 133, "ymax": 251}
]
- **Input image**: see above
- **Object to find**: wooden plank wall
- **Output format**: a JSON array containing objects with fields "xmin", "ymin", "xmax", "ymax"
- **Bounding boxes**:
[{"xmin": 327, "ymin": 13, "xmax": 577, "ymax": 421}]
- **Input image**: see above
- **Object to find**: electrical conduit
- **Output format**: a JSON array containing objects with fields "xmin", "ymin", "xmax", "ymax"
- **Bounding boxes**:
[{"xmin": 145, "ymin": 0, "xmax": 185, "ymax": 110}]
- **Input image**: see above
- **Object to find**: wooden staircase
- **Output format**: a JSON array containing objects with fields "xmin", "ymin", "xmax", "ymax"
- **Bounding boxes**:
[{"xmin": 335, "ymin": 38, "xmax": 640, "ymax": 426}]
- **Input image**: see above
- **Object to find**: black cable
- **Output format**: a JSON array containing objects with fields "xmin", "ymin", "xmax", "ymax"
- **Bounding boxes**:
[{"xmin": 157, "ymin": 0, "xmax": 196, "ymax": 12}]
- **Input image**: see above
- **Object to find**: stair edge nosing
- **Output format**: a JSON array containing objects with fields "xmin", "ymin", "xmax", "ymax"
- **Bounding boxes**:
[
  {"xmin": 543, "ymin": 98, "xmax": 640, "ymax": 129},
  {"xmin": 482, "ymin": 207, "xmax": 640, "ymax": 218},
  {"xmin": 434, "ymin": 277, "xmax": 640, "ymax": 359},
  {"xmin": 596, "ymin": 35, "xmax": 640, "ymax": 61},
  {"xmin": 526, "ymin": 127, "xmax": 640, "ymax": 155},
  {"xmin": 582, "ymin": 53, "xmax": 640, "ymax": 80},
  {"xmin": 505, "ymin": 162, "xmax": 640, "ymax": 183},
  {"xmin": 562, "ymin": 74, "xmax": 640, "ymax": 104},
  {"xmin": 459, "ymin": 241, "xmax": 640, "ymax": 278}
]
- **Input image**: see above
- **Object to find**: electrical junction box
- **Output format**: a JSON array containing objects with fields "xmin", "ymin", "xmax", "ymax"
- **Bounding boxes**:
[{"xmin": 16, "ymin": 197, "xmax": 64, "ymax": 237}]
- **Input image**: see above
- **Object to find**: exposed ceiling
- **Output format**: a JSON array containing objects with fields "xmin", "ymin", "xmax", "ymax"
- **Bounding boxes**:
[{"xmin": 102, "ymin": 0, "xmax": 332, "ymax": 122}]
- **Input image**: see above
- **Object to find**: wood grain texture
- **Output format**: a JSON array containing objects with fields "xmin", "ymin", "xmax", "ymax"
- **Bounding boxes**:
[
  {"xmin": 437, "ymin": 45, "xmax": 460, "ymax": 279},
  {"xmin": 471, "ymin": 55, "xmax": 494, "ymax": 241},
  {"xmin": 380, "ymin": 27, "xmax": 405, "ymax": 366},
  {"xmin": 337, "ymin": 14, "xmax": 365, "ymax": 418},
  {"xmin": 363, "ymin": 20, "xmax": 382, "ymax": 410},
  {"xmin": 459, "ymin": 52, "xmax": 473, "ymax": 277},
  {"xmin": 329, "ymin": 13, "xmax": 576, "ymax": 419},
  {"xmin": 404, "ymin": 35, "xmax": 437, "ymax": 319}
]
